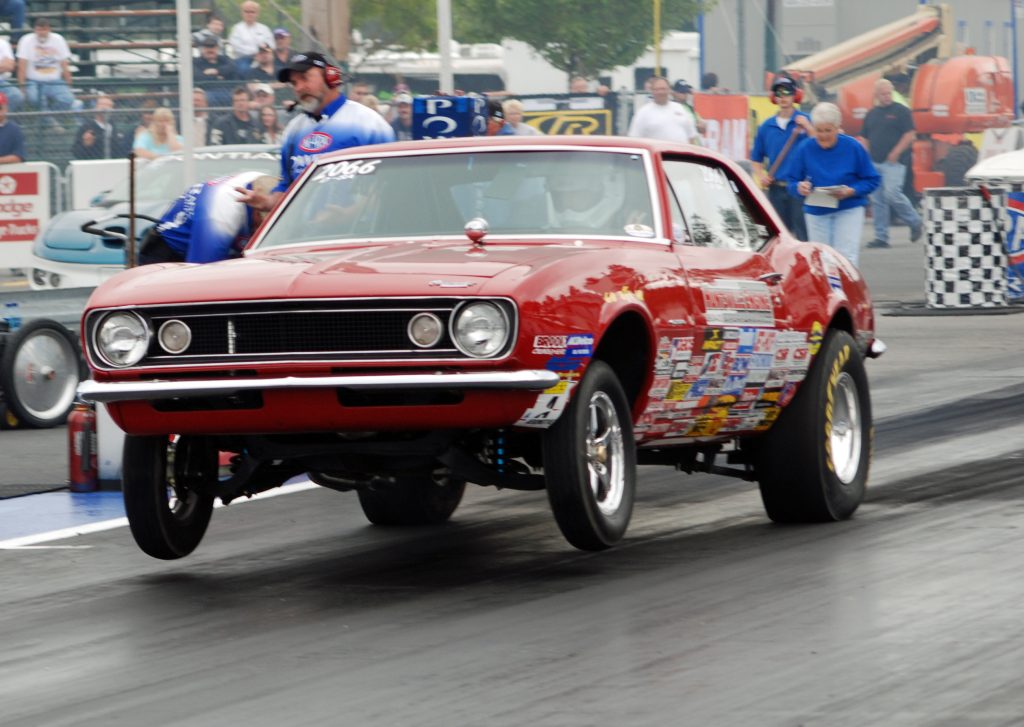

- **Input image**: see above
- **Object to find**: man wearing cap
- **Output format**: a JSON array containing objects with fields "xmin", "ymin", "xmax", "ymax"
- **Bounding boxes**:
[
  {"xmin": 237, "ymin": 51, "xmax": 394, "ymax": 212},
  {"xmin": 272, "ymin": 28, "xmax": 291, "ymax": 72},
  {"xmin": 671, "ymin": 79, "xmax": 706, "ymax": 140},
  {"xmin": 390, "ymin": 93, "xmax": 413, "ymax": 140},
  {"xmin": 245, "ymin": 42, "xmax": 277, "ymax": 83},
  {"xmin": 485, "ymin": 98, "xmax": 515, "ymax": 136},
  {"xmin": 139, "ymin": 171, "xmax": 278, "ymax": 265},
  {"xmin": 750, "ymin": 74, "xmax": 813, "ymax": 240},
  {"xmin": 194, "ymin": 34, "xmax": 238, "ymax": 108},
  {"xmin": 0, "ymin": 92, "xmax": 25, "ymax": 164}
]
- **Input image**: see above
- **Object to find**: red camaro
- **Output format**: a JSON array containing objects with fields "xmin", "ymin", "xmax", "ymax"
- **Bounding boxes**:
[{"xmin": 78, "ymin": 136, "xmax": 883, "ymax": 560}]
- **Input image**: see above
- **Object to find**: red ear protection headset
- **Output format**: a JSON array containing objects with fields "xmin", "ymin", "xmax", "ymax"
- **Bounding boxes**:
[
  {"xmin": 769, "ymin": 75, "xmax": 803, "ymax": 105},
  {"xmin": 323, "ymin": 64, "xmax": 343, "ymax": 88}
]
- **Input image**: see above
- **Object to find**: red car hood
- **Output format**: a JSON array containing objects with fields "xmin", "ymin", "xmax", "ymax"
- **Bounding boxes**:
[{"xmin": 86, "ymin": 239, "xmax": 611, "ymax": 307}]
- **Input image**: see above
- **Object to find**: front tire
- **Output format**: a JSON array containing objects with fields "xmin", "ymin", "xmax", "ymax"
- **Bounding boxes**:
[
  {"xmin": 543, "ymin": 360, "xmax": 636, "ymax": 551},
  {"xmin": 357, "ymin": 474, "xmax": 465, "ymax": 526},
  {"xmin": 751, "ymin": 329, "xmax": 871, "ymax": 523},
  {"xmin": 122, "ymin": 435, "xmax": 215, "ymax": 559}
]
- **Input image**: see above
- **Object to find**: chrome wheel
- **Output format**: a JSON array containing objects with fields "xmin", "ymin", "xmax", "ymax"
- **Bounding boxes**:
[
  {"xmin": 10, "ymin": 329, "xmax": 79, "ymax": 421},
  {"xmin": 829, "ymin": 372, "xmax": 862, "ymax": 485},
  {"xmin": 586, "ymin": 391, "xmax": 626, "ymax": 516}
]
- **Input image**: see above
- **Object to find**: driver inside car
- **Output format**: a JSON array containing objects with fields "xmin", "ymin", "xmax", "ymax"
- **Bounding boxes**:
[{"xmin": 545, "ymin": 170, "xmax": 631, "ymax": 233}]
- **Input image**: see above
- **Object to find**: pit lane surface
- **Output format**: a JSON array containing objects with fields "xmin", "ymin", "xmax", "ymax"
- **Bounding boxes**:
[{"xmin": 4, "ymin": 239, "xmax": 1024, "ymax": 725}]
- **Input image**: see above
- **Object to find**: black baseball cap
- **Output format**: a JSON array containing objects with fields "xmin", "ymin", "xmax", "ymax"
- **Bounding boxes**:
[
  {"xmin": 772, "ymin": 76, "xmax": 799, "ymax": 94},
  {"xmin": 277, "ymin": 52, "xmax": 335, "ymax": 83},
  {"xmin": 672, "ymin": 79, "xmax": 693, "ymax": 94}
]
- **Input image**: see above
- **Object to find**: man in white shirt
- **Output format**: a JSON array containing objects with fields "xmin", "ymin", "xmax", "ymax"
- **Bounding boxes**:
[
  {"xmin": 627, "ymin": 76, "xmax": 699, "ymax": 145},
  {"xmin": 0, "ymin": 34, "xmax": 22, "ymax": 110},
  {"xmin": 228, "ymin": 1, "xmax": 273, "ymax": 75},
  {"xmin": 16, "ymin": 17, "xmax": 76, "ymax": 120}
]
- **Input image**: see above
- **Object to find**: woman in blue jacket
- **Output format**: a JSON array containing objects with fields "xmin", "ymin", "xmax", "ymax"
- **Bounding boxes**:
[{"xmin": 783, "ymin": 102, "xmax": 881, "ymax": 267}]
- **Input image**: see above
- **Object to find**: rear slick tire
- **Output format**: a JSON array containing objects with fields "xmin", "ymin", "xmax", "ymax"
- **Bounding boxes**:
[
  {"xmin": 753, "ymin": 329, "xmax": 871, "ymax": 523},
  {"xmin": 543, "ymin": 360, "xmax": 636, "ymax": 551},
  {"xmin": 122, "ymin": 435, "xmax": 215, "ymax": 559}
]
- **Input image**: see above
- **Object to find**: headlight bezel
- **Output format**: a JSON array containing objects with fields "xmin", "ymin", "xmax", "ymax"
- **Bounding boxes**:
[
  {"xmin": 449, "ymin": 300, "xmax": 511, "ymax": 359},
  {"xmin": 157, "ymin": 319, "xmax": 192, "ymax": 355},
  {"xmin": 93, "ymin": 310, "xmax": 152, "ymax": 368}
]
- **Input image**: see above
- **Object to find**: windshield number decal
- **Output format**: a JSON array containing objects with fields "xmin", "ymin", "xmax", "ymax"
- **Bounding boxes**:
[{"xmin": 311, "ymin": 159, "xmax": 382, "ymax": 184}]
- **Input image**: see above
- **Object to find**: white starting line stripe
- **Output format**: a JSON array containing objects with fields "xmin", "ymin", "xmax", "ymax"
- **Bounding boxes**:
[{"xmin": 0, "ymin": 480, "xmax": 319, "ymax": 550}]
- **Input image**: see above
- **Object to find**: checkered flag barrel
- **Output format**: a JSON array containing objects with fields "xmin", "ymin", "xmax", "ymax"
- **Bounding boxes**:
[{"xmin": 922, "ymin": 187, "xmax": 1009, "ymax": 309}]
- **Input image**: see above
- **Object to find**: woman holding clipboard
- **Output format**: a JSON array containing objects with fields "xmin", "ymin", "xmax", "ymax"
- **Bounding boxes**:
[{"xmin": 783, "ymin": 102, "xmax": 880, "ymax": 267}]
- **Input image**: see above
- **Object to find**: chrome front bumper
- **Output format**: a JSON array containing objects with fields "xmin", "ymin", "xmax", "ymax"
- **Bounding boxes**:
[{"xmin": 78, "ymin": 370, "xmax": 561, "ymax": 403}]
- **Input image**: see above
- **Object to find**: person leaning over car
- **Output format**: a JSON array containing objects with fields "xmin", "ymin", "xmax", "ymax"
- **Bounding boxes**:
[
  {"xmin": 782, "ymin": 102, "xmax": 880, "ymax": 268},
  {"xmin": 236, "ymin": 51, "xmax": 394, "ymax": 214},
  {"xmin": 138, "ymin": 171, "xmax": 277, "ymax": 265}
]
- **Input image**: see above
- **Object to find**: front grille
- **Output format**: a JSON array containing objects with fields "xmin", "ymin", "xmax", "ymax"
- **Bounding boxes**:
[{"xmin": 87, "ymin": 297, "xmax": 516, "ymax": 368}]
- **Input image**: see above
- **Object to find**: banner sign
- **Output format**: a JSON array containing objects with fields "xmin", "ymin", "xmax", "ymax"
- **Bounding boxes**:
[
  {"xmin": 412, "ymin": 96, "xmax": 486, "ymax": 139},
  {"xmin": 694, "ymin": 93, "xmax": 750, "ymax": 162},
  {"xmin": 0, "ymin": 163, "xmax": 52, "ymax": 269},
  {"xmin": 1003, "ymin": 191, "xmax": 1024, "ymax": 300}
]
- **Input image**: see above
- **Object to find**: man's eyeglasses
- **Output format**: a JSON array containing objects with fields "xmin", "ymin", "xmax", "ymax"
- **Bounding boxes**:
[{"xmin": 774, "ymin": 87, "xmax": 794, "ymax": 97}]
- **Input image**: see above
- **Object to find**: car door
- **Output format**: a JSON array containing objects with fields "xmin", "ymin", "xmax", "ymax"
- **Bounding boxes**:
[{"xmin": 654, "ymin": 155, "xmax": 803, "ymax": 437}]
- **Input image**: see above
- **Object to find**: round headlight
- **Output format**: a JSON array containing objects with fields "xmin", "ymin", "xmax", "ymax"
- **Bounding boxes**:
[
  {"xmin": 408, "ymin": 312, "xmax": 443, "ymax": 348},
  {"xmin": 158, "ymin": 319, "xmax": 192, "ymax": 354},
  {"xmin": 451, "ymin": 302, "xmax": 509, "ymax": 358},
  {"xmin": 96, "ymin": 312, "xmax": 150, "ymax": 367}
]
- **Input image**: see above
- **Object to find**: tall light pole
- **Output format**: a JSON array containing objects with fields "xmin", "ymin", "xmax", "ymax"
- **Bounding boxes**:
[
  {"xmin": 1013, "ymin": 0, "xmax": 1020, "ymax": 116},
  {"xmin": 176, "ymin": 0, "xmax": 195, "ymax": 185},
  {"xmin": 654, "ymin": 0, "xmax": 662, "ymax": 76},
  {"xmin": 438, "ymin": 0, "xmax": 454, "ymax": 93}
]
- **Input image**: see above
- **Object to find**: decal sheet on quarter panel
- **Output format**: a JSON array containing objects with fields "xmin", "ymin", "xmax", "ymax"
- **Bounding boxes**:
[{"xmin": 516, "ymin": 333, "xmax": 594, "ymax": 429}]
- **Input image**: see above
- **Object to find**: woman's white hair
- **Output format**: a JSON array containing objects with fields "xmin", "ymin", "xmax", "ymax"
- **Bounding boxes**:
[{"xmin": 810, "ymin": 102, "xmax": 842, "ymax": 127}]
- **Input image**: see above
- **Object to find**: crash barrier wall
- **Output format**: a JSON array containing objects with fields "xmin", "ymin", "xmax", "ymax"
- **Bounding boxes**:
[
  {"xmin": 66, "ymin": 158, "xmax": 135, "ymax": 210},
  {"xmin": 0, "ymin": 163, "xmax": 62, "ymax": 270},
  {"xmin": 922, "ymin": 187, "xmax": 1011, "ymax": 308}
]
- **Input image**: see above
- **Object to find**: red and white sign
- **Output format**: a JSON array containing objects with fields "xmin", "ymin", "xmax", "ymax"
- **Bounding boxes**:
[
  {"xmin": 695, "ymin": 94, "xmax": 750, "ymax": 162},
  {"xmin": 0, "ymin": 164, "xmax": 51, "ymax": 268}
]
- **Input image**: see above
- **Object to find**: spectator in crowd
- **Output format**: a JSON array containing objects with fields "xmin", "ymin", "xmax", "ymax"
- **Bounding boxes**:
[
  {"xmin": 17, "ymin": 17, "xmax": 77, "ymax": 124},
  {"xmin": 272, "ymin": 27, "xmax": 291, "ymax": 72},
  {"xmin": 133, "ymin": 98, "xmax": 158, "ymax": 140},
  {"xmin": 249, "ymin": 82, "xmax": 280, "ymax": 118},
  {"xmin": 245, "ymin": 42, "xmax": 276, "ymax": 83},
  {"xmin": 237, "ymin": 52, "xmax": 394, "ymax": 212},
  {"xmin": 390, "ymin": 92, "xmax": 413, "ymax": 140},
  {"xmin": 258, "ymin": 104, "xmax": 284, "ymax": 144},
  {"xmin": 228, "ymin": 1, "xmax": 273, "ymax": 76},
  {"xmin": 192, "ymin": 88, "xmax": 211, "ymax": 145},
  {"xmin": 0, "ymin": 32, "xmax": 22, "ymax": 110},
  {"xmin": 72, "ymin": 94, "xmax": 131, "ymax": 160},
  {"xmin": 139, "ymin": 171, "xmax": 278, "ymax": 265},
  {"xmin": 360, "ymin": 93, "xmax": 382, "ymax": 115},
  {"xmin": 750, "ymin": 74, "xmax": 813, "ymax": 240},
  {"xmin": 570, "ymin": 76, "xmax": 590, "ymax": 93},
  {"xmin": 671, "ymin": 79, "xmax": 706, "ymax": 137},
  {"xmin": 0, "ymin": 92, "xmax": 25, "ymax": 163},
  {"xmin": 627, "ymin": 76, "xmax": 699, "ymax": 144},
  {"xmin": 503, "ymin": 99, "xmax": 542, "ymax": 135},
  {"xmin": 194, "ymin": 34, "xmax": 238, "ymax": 108},
  {"xmin": 348, "ymin": 80, "xmax": 370, "ymax": 104},
  {"xmin": 0, "ymin": 0, "xmax": 25, "ymax": 43},
  {"xmin": 192, "ymin": 14, "xmax": 226, "ymax": 53},
  {"xmin": 862, "ymin": 78, "xmax": 923, "ymax": 249},
  {"xmin": 485, "ymin": 98, "xmax": 514, "ymax": 136},
  {"xmin": 784, "ymin": 102, "xmax": 880, "ymax": 267},
  {"xmin": 133, "ymin": 107, "xmax": 184, "ymax": 160},
  {"xmin": 701, "ymin": 71, "xmax": 720, "ymax": 92},
  {"xmin": 210, "ymin": 86, "xmax": 260, "ymax": 145}
]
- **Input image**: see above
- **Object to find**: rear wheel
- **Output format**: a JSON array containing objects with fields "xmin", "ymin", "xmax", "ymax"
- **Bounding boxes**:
[
  {"xmin": 122, "ymin": 435, "xmax": 216, "ymax": 559},
  {"xmin": 0, "ymin": 319, "xmax": 82, "ymax": 428},
  {"xmin": 543, "ymin": 360, "xmax": 636, "ymax": 551},
  {"xmin": 357, "ymin": 474, "xmax": 465, "ymax": 526},
  {"xmin": 751, "ymin": 329, "xmax": 871, "ymax": 523}
]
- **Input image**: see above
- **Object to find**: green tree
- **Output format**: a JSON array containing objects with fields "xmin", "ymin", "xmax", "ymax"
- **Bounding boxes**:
[{"xmin": 350, "ymin": 0, "xmax": 711, "ymax": 78}]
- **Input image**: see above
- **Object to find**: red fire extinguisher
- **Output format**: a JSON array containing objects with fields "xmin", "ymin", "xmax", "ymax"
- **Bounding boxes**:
[{"xmin": 68, "ymin": 402, "xmax": 98, "ymax": 493}]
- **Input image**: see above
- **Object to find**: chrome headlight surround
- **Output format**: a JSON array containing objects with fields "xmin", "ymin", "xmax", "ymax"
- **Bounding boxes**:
[
  {"xmin": 94, "ymin": 311, "xmax": 151, "ymax": 368},
  {"xmin": 450, "ymin": 301, "xmax": 510, "ymax": 358}
]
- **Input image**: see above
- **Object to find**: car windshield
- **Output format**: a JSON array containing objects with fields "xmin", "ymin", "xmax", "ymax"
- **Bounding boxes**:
[
  {"xmin": 256, "ymin": 149, "xmax": 656, "ymax": 247},
  {"xmin": 100, "ymin": 150, "xmax": 279, "ymax": 205}
]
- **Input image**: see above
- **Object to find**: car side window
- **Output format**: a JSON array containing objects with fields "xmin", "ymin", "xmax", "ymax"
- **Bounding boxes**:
[{"xmin": 663, "ymin": 159, "xmax": 765, "ymax": 251}]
